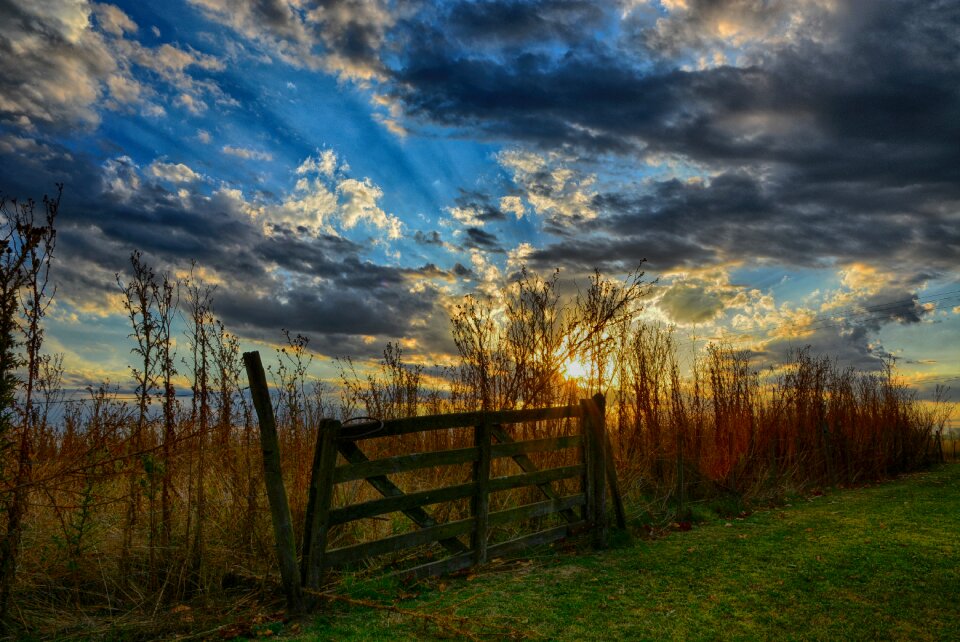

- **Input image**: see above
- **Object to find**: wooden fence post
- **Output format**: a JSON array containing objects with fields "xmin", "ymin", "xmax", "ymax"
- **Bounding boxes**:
[
  {"xmin": 302, "ymin": 418, "xmax": 340, "ymax": 589},
  {"xmin": 242, "ymin": 351, "xmax": 304, "ymax": 613},
  {"xmin": 591, "ymin": 394, "xmax": 626, "ymax": 530},
  {"xmin": 581, "ymin": 398, "xmax": 608, "ymax": 549},
  {"xmin": 471, "ymin": 420, "xmax": 493, "ymax": 564},
  {"xmin": 580, "ymin": 401, "xmax": 593, "ymax": 525}
]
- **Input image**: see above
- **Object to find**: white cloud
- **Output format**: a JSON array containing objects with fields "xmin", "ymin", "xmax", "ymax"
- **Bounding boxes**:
[
  {"xmin": 274, "ymin": 179, "xmax": 339, "ymax": 232},
  {"xmin": 507, "ymin": 242, "xmax": 535, "ymax": 272},
  {"xmin": 468, "ymin": 249, "xmax": 503, "ymax": 299},
  {"xmin": 222, "ymin": 145, "xmax": 274, "ymax": 161},
  {"xmin": 448, "ymin": 206, "xmax": 484, "ymax": 227},
  {"xmin": 499, "ymin": 195, "xmax": 526, "ymax": 219},
  {"xmin": 93, "ymin": 2, "xmax": 137, "ymax": 37},
  {"xmin": 148, "ymin": 160, "xmax": 201, "ymax": 184},
  {"xmin": 101, "ymin": 155, "xmax": 141, "ymax": 202},
  {"xmin": 253, "ymin": 151, "xmax": 403, "ymax": 241},
  {"xmin": 296, "ymin": 149, "xmax": 339, "ymax": 178},
  {"xmin": 498, "ymin": 150, "xmax": 598, "ymax": 224},
  {"xmin": 106, "ymin": 72, "xmax": 142, "ymax": 104},
  {"xmin": 337, "ymin": 178, "xmax": 402, "ymax": 239},
  {"xmin": 175, "ymin": 92, "xmax": 207, "ymax": 114}
]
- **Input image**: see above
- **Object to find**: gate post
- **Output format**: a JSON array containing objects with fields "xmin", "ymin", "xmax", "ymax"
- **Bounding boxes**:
[
  {"xmin": 302, "ymin": 418, "xmax": 341, "ymax": 589},
  {"xmin": 471, "ymin": 420, "xmax": 493, "ymax": 564},
  {"xmin": 242, "ymin": 351, "xmax": 304, "ymax": 613},
  {"xmin": 581, "ymin": 398, "xmax": 608, "ymax": 549}
]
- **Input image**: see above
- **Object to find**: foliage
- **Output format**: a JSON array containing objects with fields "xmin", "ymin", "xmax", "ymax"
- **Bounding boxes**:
[{"xmin": 0, "ymin": 239, "xmax": 947, "ymax": 637}]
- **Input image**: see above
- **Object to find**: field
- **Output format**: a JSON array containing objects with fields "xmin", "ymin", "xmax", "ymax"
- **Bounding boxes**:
[
  {"xmin": 299, "ymin": 464, "xmax": 960, "ymax": 641},
  {"xmin": 0, "ymin": 243, "xmax": 950, "ymax": 638}
]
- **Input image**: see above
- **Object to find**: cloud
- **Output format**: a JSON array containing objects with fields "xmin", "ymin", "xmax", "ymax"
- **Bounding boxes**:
[
  {"xmin": 0, "ymin": 0, "xmax": 229, "ymax": 130},
  {"xmin": 148, "ymin": 160, "xmax": 202, "ymax": 184},
  {"xmin": 1, "ymin": 143, "xmax": 450, "ymax": 362},
  {"xmin": 639, "ymin": 0, "xmax": 837, "ymax": 63},
  {"xmin": 235, "ymin": 151, "xmax": 405, "ymax": 241},
  {"xmin": 0, "ymin": 0, "xmax": 117, "ymax": 128},
  {"xmin": 462, "ymin": 227, "xmax": 503, "ymax": 252},
  {"xmin": 387, "ymin": 0, "xmax": 960, "ymax": 281},
  {"xmin": 296, "ymin": 149, "xmax": 339, "ymax": 178},
  {"xmin": 336, "ymin": 177, "xmax": 402, "ymax": 239},
  {"xmin": 187, "ymin": 0, "xmax": 397, "ymax": 81},
  {"xmin": 443, "ymin": 0, "xmax": 606, "ymax": 49},
  {"xmin": 101, "ymin": 155, "xmax": 142, "ymax": 202},
  {"xmin": 497, "ymin": 150, "xmax": 598, "ymax": 229},
  {"xmin": 658, "ymin": 281, "xmax": 724, "ymax": 324},
  {"xmin": 93, "ymin": 3, "xmax": 137, "ymax": 38},
  {"xmin": 221, "ymin": 145, "xmax": 274, "ymax": 161},
  {"xmin": 499, "ymin": 195, "xmax": 526, "ymax": 219},
  {"xmin": 445, "ymin": 189, "xmax": 511, "ymax": 227}
]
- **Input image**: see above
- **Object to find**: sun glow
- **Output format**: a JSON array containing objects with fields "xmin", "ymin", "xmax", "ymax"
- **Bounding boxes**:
[{"xmin": 562, "ymin": 357, "xmax": 591, "ymax": 380}]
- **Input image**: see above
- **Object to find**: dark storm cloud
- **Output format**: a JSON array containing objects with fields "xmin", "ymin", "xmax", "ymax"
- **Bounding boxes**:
[
  {"xmin": 462, "ymin": 227, "xmax": 503, "ymax": 252},
  {"xmin": 452, "ymin": 189, "xmax": 507, "ymax": 223},
  {"xmin": 520, "ymin": 166, "xmax": 959, "ymax": 279},
  {"xmin": 452, "ymin": 262, "xmax": 474, "ymax": 278},
  {"xmin": 396, "ymin": 1, "xmax": 960, "ymax": 167},
  {"xmin": 414, "ymin": 229, "xmax": 444, "ymax": 245},
  {"xmin": 637, "ymin": 0, "xmax": 802, "ymax": 58},
  {"xmin": 390, "ymin": 0, "xmax": 960, "ymax": 277},
  {"xmin": 443, "ymin": 0, "xmax": 606, "ymax": 48}
]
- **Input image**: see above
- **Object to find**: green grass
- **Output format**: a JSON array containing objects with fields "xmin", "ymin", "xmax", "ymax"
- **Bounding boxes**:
[{"xmin": 295, "ymin": 465, "xmax": 960, "ymax": 641}]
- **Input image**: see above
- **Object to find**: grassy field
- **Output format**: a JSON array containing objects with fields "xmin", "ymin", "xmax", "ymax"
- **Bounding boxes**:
[{"xmin": 290, "ymin": 464, "xmax": 960, "ymax": 641}]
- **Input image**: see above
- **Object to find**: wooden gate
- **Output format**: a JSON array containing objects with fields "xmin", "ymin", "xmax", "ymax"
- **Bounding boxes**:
[{"xmin": 242, "ymin": 351, "xmax": 624, "ymax": 611}]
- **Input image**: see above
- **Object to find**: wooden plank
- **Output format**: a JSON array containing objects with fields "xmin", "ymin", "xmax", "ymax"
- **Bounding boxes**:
[
  {"xmin": 391, "ymin": 551, "xmax": 475, "ymax": 582},
  {"xmin": 242, "ymin": 351, "xmax": 303, "ymax": 613},
  {"xmin": 333, "ymin": 446, "xmax": 479, "ymax": 483},
  {"xmin": 586, "ymin": 393, "xmax": 626, "ymax": 530},
  {"xmin": 391, "ymin": 521, "xmax": 587, "ymax": 582},
  {"xmin": 488, "ymin": 494, "xmax": 586, "ymax": 527},
  {"xmin": 490, "ymin": 425, "xmax": 581, "ymax": 524},
  {"xmin": 330, "ymin": 465, "xmax": 581, "ymax": 527},
  {"xmin": 335, "ymin": 441, "xmax": 469, "ymax": 555},
  {"xmin": 324, "ymin": 495, "xmax": 586, "ymax": 570},
  {"xmin": 302, "ymin": 419, "xmax": 340, "ymax": 589},
  {"xmin": 471, "ymin": 421, "xmax": 493, "ymax": 564},
  {"xmin": 486, "ymin": 521, "xmax": 585, "ymax": 559},
  {"xmin": 487, "ymin": 464, "xmax": 584, "ymax": 493},
  {"xmin": 323, "ymin": 518, "xmax": 476, "ymax": 569},
  {"xmin": 328, "ymin": 481, "xmax": 477, "ymax": 525},
  {"xmin": 490, "ymin": 435, "xmax": 581, "ymax": 459},
  {"xmin": 338, "ymin": 404, "xmax": 582, "ymax": 441}
]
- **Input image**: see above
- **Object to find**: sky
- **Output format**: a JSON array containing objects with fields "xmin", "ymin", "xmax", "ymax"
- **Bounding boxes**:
[{"xmin": 0, "ymin": 0, "xmax": 957, "ymax": 419}]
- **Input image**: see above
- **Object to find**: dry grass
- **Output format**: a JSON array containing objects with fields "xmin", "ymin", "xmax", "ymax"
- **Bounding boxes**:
[{"xmin": 0, "ymin": 265, "xmax": 948, "ymax": 638}]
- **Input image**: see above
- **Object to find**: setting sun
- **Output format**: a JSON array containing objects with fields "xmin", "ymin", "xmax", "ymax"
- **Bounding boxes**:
[{"xmin": 562, "ymin": 357, "xmax": 591, "ymax": 380}]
